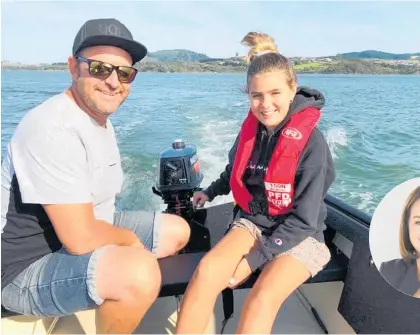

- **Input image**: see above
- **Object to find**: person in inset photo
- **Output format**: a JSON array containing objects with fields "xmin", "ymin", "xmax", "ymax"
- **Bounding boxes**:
[{"xmin": 379, "ymin": 185, "xmax": 420, "ymax": 298}]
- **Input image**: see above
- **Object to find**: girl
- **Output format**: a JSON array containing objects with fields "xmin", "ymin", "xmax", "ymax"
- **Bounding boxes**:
[{"xmin": 176, "ymin": 31, "xmax": 335, "ymax": 334}]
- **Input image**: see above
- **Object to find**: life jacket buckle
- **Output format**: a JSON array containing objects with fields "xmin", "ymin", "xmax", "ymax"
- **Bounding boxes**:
[{"xmin": 248, "ymin": 201, "xmax": 265, "ymax": 215}]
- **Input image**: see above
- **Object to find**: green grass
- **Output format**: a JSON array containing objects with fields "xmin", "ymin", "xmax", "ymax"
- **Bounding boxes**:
[{"xmin": 293, "ymin": 62, "xmax": 323, "ymax": 70}]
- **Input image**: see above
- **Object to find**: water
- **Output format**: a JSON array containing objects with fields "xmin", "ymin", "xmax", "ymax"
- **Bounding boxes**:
[{"xmin": 2, "ymin": 70, "xmax": 419, "ymax": 215}]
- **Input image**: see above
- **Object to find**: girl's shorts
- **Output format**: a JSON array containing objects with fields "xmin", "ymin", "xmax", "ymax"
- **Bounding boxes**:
[{"xmin": 231, "ymin": 218, "xmax": 331, "ymax": 277}]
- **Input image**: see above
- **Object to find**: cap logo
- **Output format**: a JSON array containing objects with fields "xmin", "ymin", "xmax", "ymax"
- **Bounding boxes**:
[{"xmin": 98, "ymin": 23, "xmax": 119, "ymax": 36}]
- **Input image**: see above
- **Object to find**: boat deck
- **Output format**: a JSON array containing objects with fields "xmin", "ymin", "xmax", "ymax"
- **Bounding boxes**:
[{"xmin": 48, "ymin": 282, "xmax": 354, "ymax": 334}]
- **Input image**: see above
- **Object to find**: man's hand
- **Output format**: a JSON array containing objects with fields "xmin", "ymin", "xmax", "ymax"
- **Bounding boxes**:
[
  {"xmin": 413, "ymin": 287, "xmax": 420, "ymax": 299},
  {"xmin": 124, "ymin": 231, "xmax": 144, "ymax": 248},
  {"xmin": 44, "ymin": 202, "xmax": 146, "ymax": 254},
  {"xmin": 228, "ymin": 257, "xmax": 253, "ymax": 289},
  {"xmin": 128, "ymin": 239, "xmax": 144, "ymax": 248}
]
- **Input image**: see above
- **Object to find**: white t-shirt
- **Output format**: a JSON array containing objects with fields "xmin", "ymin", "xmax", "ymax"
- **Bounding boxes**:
[
  {"xmin": 1, "ymin": 91, "xmax": 125, "ymax": 289},
  {"xmin": 2, "ymin": 91, "xmax": 124, "ymax": 226}
]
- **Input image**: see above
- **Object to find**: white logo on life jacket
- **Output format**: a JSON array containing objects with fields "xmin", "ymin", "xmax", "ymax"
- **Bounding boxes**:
[
  {"xmin": 267, "ymin": 194, "xmax": 292, "ymax": 208},
  {"xmin": 265, "ymin": 183, "xmax": 291, "ymax": 192},
  {"xmin": 282, "ymin": 127, "xmax": 302, "ymax": 140},
  {"xmin": 265, "ymin": 183, "xmax": 292, "ymax": 208}
]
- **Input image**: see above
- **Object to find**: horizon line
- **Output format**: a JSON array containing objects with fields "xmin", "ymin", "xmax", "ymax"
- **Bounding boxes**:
[{"xmin": 2, "ymin": 48, "xmax": 420, "ymax": 65}]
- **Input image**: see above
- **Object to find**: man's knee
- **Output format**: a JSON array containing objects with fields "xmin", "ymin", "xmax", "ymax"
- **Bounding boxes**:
[
  {"xmin": 172, "ymin": 215, "xmax": 191, "ymax": 249},
  {"xmin": 95, "ymin": 246, "xmax": 161, "ymax": 304},
  {"xmin": 157, "ymin": 214, "xmax": 191, "ymax": 257}
]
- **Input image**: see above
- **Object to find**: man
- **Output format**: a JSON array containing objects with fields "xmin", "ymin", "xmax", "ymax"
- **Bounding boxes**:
[{"xmin": 1, "ymin": 18, "xmax": 190, "ymax": 334}]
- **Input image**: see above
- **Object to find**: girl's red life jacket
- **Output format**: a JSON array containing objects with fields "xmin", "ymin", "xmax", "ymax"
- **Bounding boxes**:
[{"xmin": 230, "ymin": 107, "xmax": 321, "ymax": 216}]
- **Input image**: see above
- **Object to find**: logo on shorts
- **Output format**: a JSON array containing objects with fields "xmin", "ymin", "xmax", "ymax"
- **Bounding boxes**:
[
  {"xmin": 282, "ymin": 127, "xmax": 302, "ymax": 140},
  {"xmin": 274, "ymin": 238, "xmax": 283, "ymax": 246}
]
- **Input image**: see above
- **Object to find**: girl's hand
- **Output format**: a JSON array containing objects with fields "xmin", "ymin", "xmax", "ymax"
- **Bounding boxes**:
[
  {"xmin": 192, "ymin": 191, "xmax": 210, "ymax": 207},
  {"xmin": 413, "ymin": 287, "xmax": 420, "ymax": 298},
  {"xmin": 228, "ymin": 257, "xmax": 253, "ymax": 289}
]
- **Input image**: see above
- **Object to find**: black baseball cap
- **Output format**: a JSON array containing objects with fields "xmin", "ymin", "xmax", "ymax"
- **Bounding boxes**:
[{"xmin": 72, "ymin": 18, "xmax": 148, "ymax": 64}]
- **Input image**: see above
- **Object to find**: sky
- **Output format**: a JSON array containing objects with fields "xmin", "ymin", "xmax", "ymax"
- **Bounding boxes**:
[{"xmin": 1, "ymin": 0, "xmax": 419, "ymax": 64}]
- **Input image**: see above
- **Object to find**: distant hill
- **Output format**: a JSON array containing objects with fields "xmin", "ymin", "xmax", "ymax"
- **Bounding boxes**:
[
  {"xmin": 3, "ymin": 48, "xmax": 419, "ymax": 74},
  {"xmin": 147, "ymin": 49, "xmax": 420, "ymax": 63},
  {"xmin": 6, "ymin": 48, "xmax": 419, "ymax": 66},
  {"xmin": 337, "ymin": 50, "xmax": 420, "ymax": 60},
  {"xmin": 147, "ymin": 49, "xmax": 210, "ymax": 62}
]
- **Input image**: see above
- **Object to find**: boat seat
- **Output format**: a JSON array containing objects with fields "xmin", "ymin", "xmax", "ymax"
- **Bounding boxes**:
[
  {"xmin": 2, "ymin": 248, "xmax": 348, "ymax": 318},
  {"xmin": 158, "ymin": 247, "xmax": 349, "ymax": 297},
  {"xmin": 1, "ymin": 251, "xmax": 348, "ymax": 318}
]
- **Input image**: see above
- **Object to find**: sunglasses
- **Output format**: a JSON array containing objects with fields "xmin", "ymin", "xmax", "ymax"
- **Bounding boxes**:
[{"xmin": 75, "ymin": 56, "xmax": 138, "ymax": 83}]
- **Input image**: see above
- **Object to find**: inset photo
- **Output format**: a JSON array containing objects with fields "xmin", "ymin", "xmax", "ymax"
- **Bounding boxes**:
[{"xmin": 369, "ymin": 177, "xmax": 420, "ymax": 299}]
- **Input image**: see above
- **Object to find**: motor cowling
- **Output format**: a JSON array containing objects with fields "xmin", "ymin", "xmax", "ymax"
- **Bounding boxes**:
[
  {"xmin": 152, "ymin": 140, "xmax": 209, "ymax": 254},
  {"xmin": 155, "ymin": 139, "xmax": 203, "ymax": 193}
]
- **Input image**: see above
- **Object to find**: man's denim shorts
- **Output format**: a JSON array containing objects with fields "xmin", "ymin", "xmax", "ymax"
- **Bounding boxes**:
[{"xmin": 1, "ymin": 211, "xmax": 163, "ymax": 317}]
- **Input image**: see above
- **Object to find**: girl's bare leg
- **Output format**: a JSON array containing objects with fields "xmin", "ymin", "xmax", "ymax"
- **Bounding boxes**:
[
  {"xmin": 236, "ymin": 255, "xmax": 311, "ymax": 334},
  {"xmin": 175, "ymin": 227, "xmax": 257, "ymax": 334}
]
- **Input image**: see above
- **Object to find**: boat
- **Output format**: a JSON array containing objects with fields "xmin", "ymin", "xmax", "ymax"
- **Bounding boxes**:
[{"xmin": 2, "ymin": 140, "xmax": 419, "ymax": 334}]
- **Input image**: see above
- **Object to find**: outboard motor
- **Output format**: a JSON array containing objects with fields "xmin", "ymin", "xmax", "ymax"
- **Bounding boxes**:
[{"xmin": 152, "ymin": 139, "xmax": 210, "ymax": 253}]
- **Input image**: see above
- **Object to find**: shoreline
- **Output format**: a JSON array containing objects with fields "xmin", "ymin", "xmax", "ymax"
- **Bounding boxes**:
[
  {"xmin": 3, "ymin": 51, "xmax": 420, "ymax": 75},
  {"xmin": 2, "ymin": 58, "xmax": 420, "ymax": 75},
  {"xmin": 2, "ymin": 67, "xmax": 419, "ymax": 75}
]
